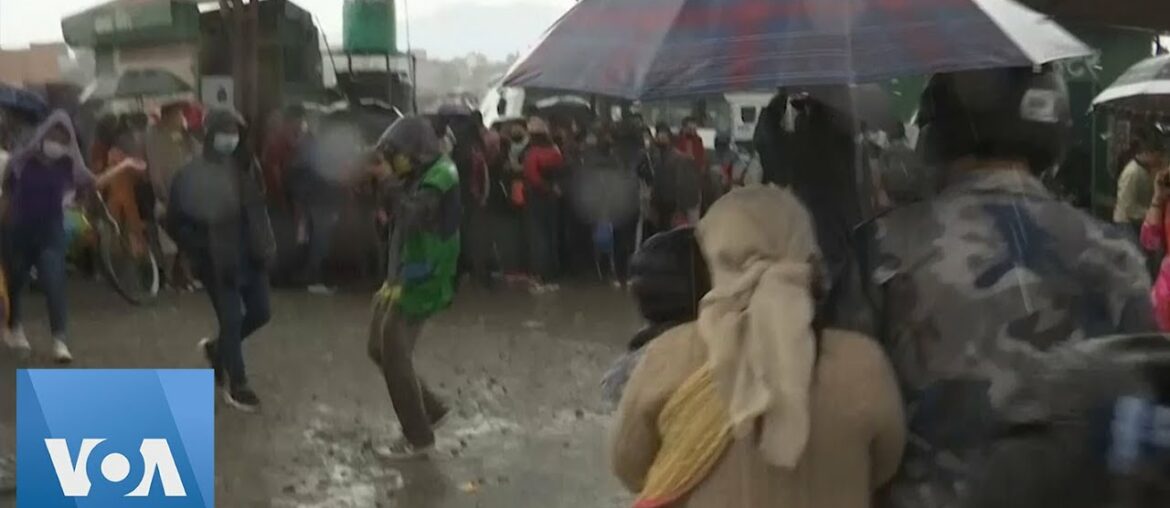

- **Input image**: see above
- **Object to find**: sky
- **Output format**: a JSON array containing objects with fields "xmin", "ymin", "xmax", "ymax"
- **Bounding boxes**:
[{"xmin": 0, "ymin": 0, "xmax": 574, "ymax": 59}]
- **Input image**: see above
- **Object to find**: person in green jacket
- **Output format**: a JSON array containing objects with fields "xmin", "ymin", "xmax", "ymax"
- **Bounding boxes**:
[{"xmin": 366, "ymin": 116, "xmax": 461, "ymax": 458}]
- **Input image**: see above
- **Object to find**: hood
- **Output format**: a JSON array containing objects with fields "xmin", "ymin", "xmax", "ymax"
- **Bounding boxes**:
[
  {"xmin": 7, "ymin": 109, "xmax": 93, "ymax": 186},
  {"xmin": 201, "ymin": 108, "xmax": 248, "ymax": 160},
  {"xmin": 377, "ymin": 116, "xmax": 442, "ymax": 165}
]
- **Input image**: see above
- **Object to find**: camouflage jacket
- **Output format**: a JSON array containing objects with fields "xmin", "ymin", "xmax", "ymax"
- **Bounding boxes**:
[{"xmin": 871, "ymin": 168, "xmax": 1154, "ymax": 508}]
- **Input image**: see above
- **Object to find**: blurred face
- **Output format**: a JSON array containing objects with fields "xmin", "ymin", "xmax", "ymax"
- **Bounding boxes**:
[
  {"xmin": 40, "ymin": 126, "xmax": 72, "ymax": 160},
  {"xmin": 1138, "ymin": 149, "xmax": 1166, "ymax": 169},
  {"xmin": 509, "ymin": 124, "xmax": 527, "ymax": 141},
  {"xmin": 211, "ymin": 124, "xmax": 241, "ymax": 155},
  {"xmin": 683, "ymin": 121, "xmax": 698, "ymax": 134},
  {"xmin": 655, "ymin": 131, "xmax": 671, "ymax": 146},
  {"xmin": 164, "ymin": 111, "xmax": 186, "ymax": 131}
]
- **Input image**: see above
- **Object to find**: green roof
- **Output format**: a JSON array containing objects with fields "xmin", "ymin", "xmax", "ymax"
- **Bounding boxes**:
[{"xmin": 61, "ymin": 0, "xmax": 201, "ymax": 47}]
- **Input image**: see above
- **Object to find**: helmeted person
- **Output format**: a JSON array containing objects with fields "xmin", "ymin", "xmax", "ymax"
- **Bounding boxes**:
[
  {"xmin": 873, "ymin": 65, "xmax": 1156, "ymax": 508},
  {"xmin": 168, "ymin": 108, "xmax": 276, "ymax": 412},
  {"xmin": 366, "ymin": 116, "xmax": 461, "ymax": 459}
]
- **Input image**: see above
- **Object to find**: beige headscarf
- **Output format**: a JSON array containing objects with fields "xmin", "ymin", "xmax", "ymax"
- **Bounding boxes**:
[{"xmin": 695, "ymin": 185, "xmax": 820, "ymax": 468}]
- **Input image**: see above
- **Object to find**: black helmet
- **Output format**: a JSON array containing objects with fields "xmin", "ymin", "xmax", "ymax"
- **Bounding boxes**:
[{"xmin": 916, "ymin": 66, "xmax": 1071, "ymax": 173}]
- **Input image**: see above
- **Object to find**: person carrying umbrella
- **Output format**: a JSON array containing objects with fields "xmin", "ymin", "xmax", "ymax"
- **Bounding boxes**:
[
  {"xmin": 365, "ymin": 116, "xmax": 460, "ymax": 459},
  {"xmin": 872, "ymin": 65, "xmax": 1156, "ymax": 508}
]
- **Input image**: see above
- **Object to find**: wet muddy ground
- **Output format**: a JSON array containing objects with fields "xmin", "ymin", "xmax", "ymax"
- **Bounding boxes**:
[{"xmin": 0, "ymin": 279, "xmax": 640, "ymax": 507}]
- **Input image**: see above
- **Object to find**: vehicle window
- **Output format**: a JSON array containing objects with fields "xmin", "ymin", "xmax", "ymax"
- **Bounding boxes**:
[{"xmin": 741, "ymin": 106, "xmax": 758, "ymax": 124}]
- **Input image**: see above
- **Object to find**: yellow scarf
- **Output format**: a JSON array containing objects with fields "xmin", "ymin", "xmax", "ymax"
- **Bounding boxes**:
[{"xmin": 634, "ymin": 367, "xmax": 731, "ymax": 508}]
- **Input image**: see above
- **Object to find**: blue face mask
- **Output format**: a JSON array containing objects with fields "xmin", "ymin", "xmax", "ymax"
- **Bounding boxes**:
[{"xmin": 212, "ymin": 134, "xmax": 239, "ymax": 155}]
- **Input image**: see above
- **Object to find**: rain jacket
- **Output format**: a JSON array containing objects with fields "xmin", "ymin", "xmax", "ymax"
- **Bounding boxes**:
[
  {"xmin": 2, "ymin": 110, "xmax": 93, "ymax": 226},
  {"xmin": 167, "ymin": 109, "xmax": 275, "ymax": 286},
  {"xmin": 378, "ymin": 117, "xmax": 462, "ymax": 318}
]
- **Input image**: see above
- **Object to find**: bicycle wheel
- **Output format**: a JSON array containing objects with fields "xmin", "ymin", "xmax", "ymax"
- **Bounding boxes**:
[{"xmin": 96, "ymin": 218, "xmax": 160, "ymax": 305}]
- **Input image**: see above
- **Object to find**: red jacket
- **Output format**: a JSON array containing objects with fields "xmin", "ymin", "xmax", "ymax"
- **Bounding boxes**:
[
  {"xmin": 523, "ymin": 143, "xmax": 564, "ymax": 194},
  {"xmin": 675, "ymin": 133, "xmax": 707, "ymax": 170}
]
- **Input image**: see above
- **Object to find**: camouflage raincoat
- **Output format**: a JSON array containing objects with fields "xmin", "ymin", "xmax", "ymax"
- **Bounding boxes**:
[{"xmin": 871, "ymin": 167, "xmax": 1155, "ymax": 508}]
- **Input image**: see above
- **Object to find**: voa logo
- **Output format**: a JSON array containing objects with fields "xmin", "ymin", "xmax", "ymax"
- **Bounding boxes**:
[{"xmin": 44, "ymin": 438, "xmax": 187, "ymax": 497}]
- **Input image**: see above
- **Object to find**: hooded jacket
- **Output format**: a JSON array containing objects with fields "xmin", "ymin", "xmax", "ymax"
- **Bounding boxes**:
[
  {"xmin": 2, "ymin": 110, "xmax": 94, "ymax": 226},
  {"xmin": 377, "ymin": 116, "xmax": 462, "ymax": 318},
  {"xmin": 167, "ymin": 108, "xmax": 275, "ymax": 285}
]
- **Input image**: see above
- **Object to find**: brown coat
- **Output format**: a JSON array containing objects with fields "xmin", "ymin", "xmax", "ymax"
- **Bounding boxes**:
[{"xmin": 611, "ymin": 324, "xmax": 905, "ymax": 508}]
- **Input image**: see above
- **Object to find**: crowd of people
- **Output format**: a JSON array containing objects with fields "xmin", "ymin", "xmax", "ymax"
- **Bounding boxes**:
[
  {"xmin": 603, "ymin": 65, "xmax": 1170, "ymax": 508},
  {"xmin": 3, "ymin": 62, "xmax": 1170, "ymax": 507}
]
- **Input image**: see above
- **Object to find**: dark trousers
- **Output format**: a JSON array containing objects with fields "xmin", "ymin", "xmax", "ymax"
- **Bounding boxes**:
[
  {"xmin": 301, "ymin": 205, "xmax": 340, "ymax": 285},
  {"xmin": 204, "ymin": 263, "xmax": 271, "ymax": 388},
  {"xmin": 523, "ymin": 191, "xmax": 560, "ymax": 281},
  {"xmin": 465, "ymin": 207, "xmax": 496, "ymax": 285},
  {"xmin": 5, "ymin": 222, "xmax": 68, "ymax": 337},
  {"xmin": 367, "ymin": 298, "xmax": 447, "ymax": 447}
]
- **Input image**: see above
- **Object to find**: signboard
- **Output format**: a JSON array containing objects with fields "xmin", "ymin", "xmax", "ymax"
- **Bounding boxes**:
[{"xmin": 200, "ymin": 76, "xmax": 234, "ymax": 110}]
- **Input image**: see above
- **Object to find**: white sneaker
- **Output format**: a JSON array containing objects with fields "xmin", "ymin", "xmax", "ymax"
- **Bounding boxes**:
[
  {"xmin": 307, "ymin": 284, "xmax": 336, "ymax": 296},
  {"xmin": 52, "ymin": 339, "xmax": 73, "ymax": 364},
  {"xmin": 4, "ymin": 328, "xmax": 29, "ymax": 353},
  {"xmin": 372, "ymin": 437, "xmax": 433, "ymax": 461}
]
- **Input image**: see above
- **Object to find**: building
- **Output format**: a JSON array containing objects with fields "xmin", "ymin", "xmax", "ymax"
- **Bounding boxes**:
[
  {"xmin": 61, "ymin": 0, "xmax": 324, "ymax": 119},
  {"xmin": 0, "ymin": 44, "xmax": 68, "ymax": 87}
]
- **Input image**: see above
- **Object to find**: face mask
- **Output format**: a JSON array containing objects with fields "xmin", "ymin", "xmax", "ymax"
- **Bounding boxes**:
[
  {"xmin": 42, "ymin": 140, "xmax": 69, "ymax": 160},
  {"xmin": 391, "ymin": 154, "xmax": 413, "ymax": 176},
  {"xmin": 212, "ymin": 134, "xmax": 239, "ymax": 155}
]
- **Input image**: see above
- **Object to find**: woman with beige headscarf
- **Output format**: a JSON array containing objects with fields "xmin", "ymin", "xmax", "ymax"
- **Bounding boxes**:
[{"xmin": 610, "ymin": 185, "xmax": 905, "ymax": 508}]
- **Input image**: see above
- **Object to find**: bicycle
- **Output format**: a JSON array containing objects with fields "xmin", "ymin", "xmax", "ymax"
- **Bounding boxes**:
[{"xmin": 87, "ymin": 192, "xmax": 160, "ymax": 305}]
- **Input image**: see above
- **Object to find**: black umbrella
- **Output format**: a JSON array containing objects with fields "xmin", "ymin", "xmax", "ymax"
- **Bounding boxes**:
[{"xmin": 81, "ymin": 69, "xmax": 193, "ymax": 103}]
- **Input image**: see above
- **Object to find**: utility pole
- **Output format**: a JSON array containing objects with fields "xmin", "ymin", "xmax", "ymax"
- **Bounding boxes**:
[{"xmin": 218, "ymin": 0, "xmax": 260, "ymax": 150}]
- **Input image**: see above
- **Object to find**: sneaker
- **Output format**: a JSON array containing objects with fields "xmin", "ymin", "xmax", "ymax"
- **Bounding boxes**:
[
  {"xmin": 197, "ymin": 338, "xmax": 225, "ymax": 387},
  {"xmin": 52, "ymin": 339, "xmax": 73, "ymax": 364},
  {"xmin": 430, "ymin": 406, "xmax": 451, "ymax": 430},
  {"xmin": 224, "ymin": 385, "xmax": 261, "ymax": 413},
  {"xmin": 4, "ymin": 328, "xmax": 30, "ymax": 353},
  {"xmin": 373, "ymin": 437, "xmax": 434, "ymax": 461},
  {"xmin": 306, "ymin": 284, "xmax": 336, "ymax": 296}
]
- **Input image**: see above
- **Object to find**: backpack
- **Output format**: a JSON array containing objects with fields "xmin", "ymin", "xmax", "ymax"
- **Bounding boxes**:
[{"xmin": 963, "ymin": 334, "xmax": 1170, "ymax": 508}]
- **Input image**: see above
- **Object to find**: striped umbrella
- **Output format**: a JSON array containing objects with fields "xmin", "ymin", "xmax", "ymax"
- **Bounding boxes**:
[
  {"xmin": 1092, "ymin": 54, "xmax": 1170, "ymax": 115},
  {"xmin": 504, "ymin": 0, "xmax": 1091, "ymax": 100}
]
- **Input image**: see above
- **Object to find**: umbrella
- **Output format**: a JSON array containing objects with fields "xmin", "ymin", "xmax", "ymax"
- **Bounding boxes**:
[
  {"xmin": 0, "ymin": 83, "xmax": 48, "ymax": 120},
  {"xmin": 1019, "ymin": 0, "xmax": 1170, "ymax": 32},
  {"xmin": 1092, "ymin": 54, "xmax": 1170, "ymax": 115},
  {"xmin": 81, "ymin": 68, "xmax": 193, "ymax": 103},
  {"xmin": 504, "ymin": 0, "xmax": 1090, "ymax": 100}
]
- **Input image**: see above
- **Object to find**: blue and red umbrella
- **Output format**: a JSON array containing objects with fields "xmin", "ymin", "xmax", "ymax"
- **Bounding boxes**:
[{"xmin": 504, "ymin": 0, "xmax": 1091, "ymax": 100}]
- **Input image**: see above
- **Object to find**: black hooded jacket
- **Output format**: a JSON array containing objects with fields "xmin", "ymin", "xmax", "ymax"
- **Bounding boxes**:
[{"xmin": 166, "ymin": 109, "xmax": 275, "ymax": 285}]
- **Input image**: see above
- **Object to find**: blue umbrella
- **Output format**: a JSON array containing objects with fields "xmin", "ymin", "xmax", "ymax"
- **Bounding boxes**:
[
  {"xmin": 0, "ymin": 83, "xmax": 48, "ymax": 120},
  {"xmin": 504, "ymin": 0, "xmax": 1091, "ymax": 100}
]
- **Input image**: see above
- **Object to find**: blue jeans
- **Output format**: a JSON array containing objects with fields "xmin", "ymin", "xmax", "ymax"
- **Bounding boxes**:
[
  {"xmin": 5, "ymin": 222, "xmax": 68, "ymax": 338},
  {"xmin": 203, "ymin": 262, "xmax": 271, "ymax": 388}
]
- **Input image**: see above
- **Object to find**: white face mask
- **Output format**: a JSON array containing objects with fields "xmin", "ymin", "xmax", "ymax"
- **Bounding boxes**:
[
  {"xmin": 212, "ymin": 134, "xmax": 239, "ymax": 155},
  {"xmin": 42, "ymin": 140, "xmax": 69, "ymax": 160}
]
